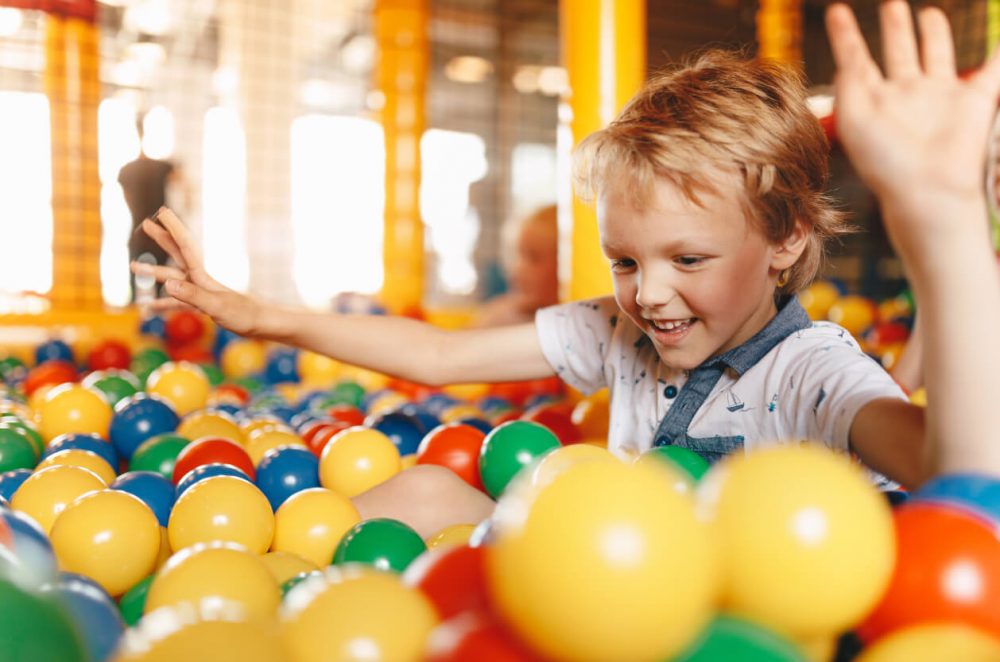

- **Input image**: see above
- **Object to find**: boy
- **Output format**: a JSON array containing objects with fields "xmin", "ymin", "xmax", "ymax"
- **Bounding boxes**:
[{"xmin": 136, "ymin": 1, "xmax": 1000, "ymax": 532}]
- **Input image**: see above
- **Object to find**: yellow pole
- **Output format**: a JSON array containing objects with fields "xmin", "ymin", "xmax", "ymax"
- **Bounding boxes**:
[
  {"xmin": 45, "ymin": 13, "xmax": 103, "ymax": 311},
  {"xmin": 756, "ymin": 0, "xmax": 803, "ymax": 64},
  {"xmin": 375, "ymin": 0, "xmax": 428, "ymax": 315},
  {"xmin": 561, "ymin": 0, "xmax": 646, "ymax": 302}
]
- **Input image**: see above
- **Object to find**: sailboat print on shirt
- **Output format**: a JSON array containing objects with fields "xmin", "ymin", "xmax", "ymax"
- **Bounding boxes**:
[{"xmin": 726, "ymin": 391, "xmax": 744, "ymax": 412}]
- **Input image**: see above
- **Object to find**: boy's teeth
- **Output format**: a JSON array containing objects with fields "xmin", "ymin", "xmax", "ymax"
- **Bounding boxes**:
[{"xmin": 653, "ymin": 318, "xmax": 691, "ymax": 331}]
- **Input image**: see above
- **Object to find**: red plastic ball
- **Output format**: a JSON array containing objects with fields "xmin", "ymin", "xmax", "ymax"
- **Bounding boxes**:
[
  {"xmin": 213, "ymin": 384, "xmax": 251, "ymax": 406},
  {"xmin": 326, "ymin": 404, "xmax": 365, "ymax": 427},
  {"xmin": 305, "ymin": 421, "xmax": 352, "ymax": 458},
  {"xmin": 171, "ymin": 436, "xmax": 256, "ymax": 484},
  {"xmin": 521, "ymin": 405, "xmax": 582, "ymax": 445},
  {"xmin": 165, "ymin": 311, "xmax": 205, "ymax": 345},
  {"xmin": 425, "ymin": 611, "xmax": 541, "ymax": 662},
  {"xmin": 858, "ymin": 502, "xmax": 1000, "ymax": 641},
  {"xmin": 403, "ymin": 544, "xmax": 491, "ymax": 620},
  {"xmin": 87, "ymin": 340, "xmax": 131, "ymax": 371},
  {"xmin": 24, "ymin": 360, "xmax": 78, "ymax": 396},
  {"xmin": 416, "ymin": 423, "xmax": 487, "ymax": 491},
  {"xmin": 167, "ymin": 342, "xmax": 213, "ymax": 364}
]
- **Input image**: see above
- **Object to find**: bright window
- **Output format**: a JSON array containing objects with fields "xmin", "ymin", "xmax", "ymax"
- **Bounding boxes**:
[{"xmin": 202, "ymin": 106, "xmax": 249, "ymax": 291}]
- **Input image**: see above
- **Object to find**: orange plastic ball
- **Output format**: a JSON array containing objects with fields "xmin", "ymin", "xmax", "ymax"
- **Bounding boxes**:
[
  {"xmin": 168, "ymin": 476, "xmax": 275, "ymax": 554},
  {"xmin": 37, "ymin": 383, "xmax": 112, "ymax": 443},
  {"xmin": 50, "ymin": 489, "xmax": 160, "ymax": 596}
]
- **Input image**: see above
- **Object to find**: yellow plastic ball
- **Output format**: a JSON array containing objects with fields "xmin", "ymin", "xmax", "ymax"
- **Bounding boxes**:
[
  {"xmin": 114, "ymin": 607, "xmax": 288, "ymax": 662},
  {"xmin": 239, "ymin": 417, "xmax": 289, "ymax": 440},
  {"xmin": 365, "ymin": 391, "xmax": 409, "ymax": 417},
  {"xmin": 425, "ymin": 523, "xmax": 476, "ymax": 549},
  {"xmin": 857, "ymin": 624, "xmax": 1000, "ymax": 662},
  {"xmin": 145, "ymin": 362, "xmax": 210, "ymax": 416},
  {"xmin": 221, "ymin": 340, "xmax": 267, "ymax": 379},
  {"xmin": 245, "ymin": 428, "xmax": 307, "ymax": 466},
  {"xmin": 701, "ymin": 444, "xmax": 894, "ymax": 639},
  {"xmin": 177, "ymin": 410, "xmax": 243, "ymax": 444},
  {"xmin": 318, "ymin": 427, "xmax": 401, "ymax": 497},
  {"xmin": 338, "ymin": 365, "xmax": 389, "ymax": 392},
  {"xmin": 530, "ymin": 443, "xmax": 618, "ymax": 488},
  {"xmin": 441, "ymin": 383, "xmax": 489, "ymax": 401},
  {"xmin": 298, "ymin": 351, "xmax": 341, "ymax": 386},
  {"xmin": 156, "ymin": 526, "xmax": 172, "ymax": 570},
  {"xmin": 488, "ymin": 460, "xmax": 718, "ymax": 662},
  {"xmin": 145, "ymin": 543, "xmax": 281, "ymax": 621},
  {"xmin": 168, "ymin": 476, "xmax": 275, "ymax": 554},
  {"xmin": 259, "ymin": 551, "xmax": 319, "ymax": 586},
  {"xmin": 827, "ymin": 295, "xmax": 876, "ymax": 337},
  {"xmin": 50, "ymin": 489, "xmax": 160, "ymax": 596},
  {"xmin": 910, "ymin": 388, "xmax": 927, "ymax": 407},
  {"xmin": 37, "ymin": 383, "xmax": 113, "ymax": 443},
  {"xmin": 799, "ymin": 281, "xmax": 840, "ymax": 321},
  {"xmin": 280, "ymin": 566, "xmax": 438, "ymax": 662},
  {"xmin": 272, "ymin": 488, "xmax": 361, "ymax": 568},
  {"xmin": 11, "ymin": 465, "xmax": 106, "ymax": 535},
  {"xmin": 400, "ymin": 453, "xmax": 417, "ymax": 469},
  {"xmin": 571, "ymin": 390, "xmax": 610, "ymax": 439},
  {"xmin": 438, "ymin": 404, "xmax": 483, "ymax": 424},
  {"xmin": 36, "ymin": 448, "xmax": 116, "ymax": 484}
]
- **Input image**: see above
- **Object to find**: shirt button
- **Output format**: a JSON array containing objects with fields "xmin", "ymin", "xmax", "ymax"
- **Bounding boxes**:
[
  {"xmin": 664, "ymin": 385, "xmax": 678, "ymax": 399},
  {"xmin": 655, "ymin": 436, "xmax": 669, "ymax": 446}
]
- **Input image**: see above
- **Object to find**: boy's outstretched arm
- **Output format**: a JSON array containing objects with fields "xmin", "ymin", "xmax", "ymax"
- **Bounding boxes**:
[
  {"xmin": 132, "ymin": 208, "xmax": 555, "ymax": 386},
  {"xmin": 828, "ymin": 1, "xmax": 1000, "ymax": 476}
]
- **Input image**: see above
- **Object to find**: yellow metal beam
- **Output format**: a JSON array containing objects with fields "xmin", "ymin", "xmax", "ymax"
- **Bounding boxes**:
[
  {"xmin": 375, "ymin": 0, "xmax": 428, "ymax": 314},
  {"xmin": 45, "ymin": 14, "xmax": 103, "ymax": 310},
  {"xmin": 561, "ymin": 0, "xmax": 646, "ymax": 302}
]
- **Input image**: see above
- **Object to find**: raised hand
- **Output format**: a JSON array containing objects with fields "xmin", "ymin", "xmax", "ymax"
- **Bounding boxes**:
[
  {"xmin": 826, "ymin": 2, "xmax": 1000, "ymax": 243},
  {"xmin": 130, "ymin": 207, "xmax": 262, "ymax": 336}
]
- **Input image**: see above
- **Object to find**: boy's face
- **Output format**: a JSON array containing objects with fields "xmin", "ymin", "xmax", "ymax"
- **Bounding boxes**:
[
  {"xmin": 512, "ymin": 222, "xmax": 559, "ymax": 309},
  {"xmin": 598, "ymin": 175, "xmax": 795, "ymax": 371}
]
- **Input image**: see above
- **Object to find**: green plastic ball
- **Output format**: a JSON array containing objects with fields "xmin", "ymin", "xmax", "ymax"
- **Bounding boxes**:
[
  {"xmin": 479, "ymin": 420, "xmax": 561, "ymax": 498},
  {"xmin": 332, "ymin": 518, "xmax": 426, "ymax": 573}
]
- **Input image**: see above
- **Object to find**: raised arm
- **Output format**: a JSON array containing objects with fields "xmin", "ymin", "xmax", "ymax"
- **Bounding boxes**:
[
  {"xmin": 132, "ymin": 208, "xmax": 555, "ymax": 386},
  {"xmin": 827, "ymin": 2, "xmax": 1000, "ymax": 474}
]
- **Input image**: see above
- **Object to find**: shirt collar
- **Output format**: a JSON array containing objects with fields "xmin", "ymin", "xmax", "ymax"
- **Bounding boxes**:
[{"xmin": 700, "ymin": 296, "xmax": 811, "ymax": 376}]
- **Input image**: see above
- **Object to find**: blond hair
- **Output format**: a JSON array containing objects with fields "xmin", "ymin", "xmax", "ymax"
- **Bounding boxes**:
[{"xmin": 573, "ymin": 50, "xmax": 848, "ymax": 293}]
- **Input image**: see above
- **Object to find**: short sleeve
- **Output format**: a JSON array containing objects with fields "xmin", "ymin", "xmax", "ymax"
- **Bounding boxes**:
[
  {"xmin": 534, "ymin": 297, "xmax": 620, "ymax": 396},
  {"xmin": 782, "ymin": 335, "xmax": 907, "ymax": 451}
]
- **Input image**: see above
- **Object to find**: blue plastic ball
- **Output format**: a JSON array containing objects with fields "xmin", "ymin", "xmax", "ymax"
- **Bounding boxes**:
[
  {"xmin": 40, "ymin": 573, "xmax": 125, "ymax": 662},
  {"xmin": 420, "ymin": 393, "xmax": 460, "ymax": 417},
  {"xmin": 138, "ymin": 315, "xmax": 166, "ymax": 338},
  {"xmin": 0, "ymin": 469, "xmax": 32, "ymax": 502},
  {"xmin": 367, "ymin": 411, "xmax": 426, "ymax": 456},
  {"xmin": 914, "ymin": 473, "xmax": 1000, "ymax": 522},
  {"xmin": 45, "ymin": 434, "xmax": 119, "ymax": 472},
  {"xmin": 109, "ymin": 395, "xmax": 179, "ymax": 460},
  {"xmin": 111, "ymin": 472, "xmax": 176, "ymax": 527},
  {"xmin": 457, "ymin": 417, "xmax": 493, "ymax": 435},
  {"xmin": 0, "ymin": 506, "xmax": 58, "ymax": 587},
  {"xmin": 265, "ymin": 348, "xmax": 300, "ymax": 385},
  {"xmin": 175, "ymin": 462, "xmax": 251, "ymax": 497},
  {"xmin": 396, "ymin": 404, "xmax": 441, "ymax": 434},
  {"xmin": 35, "ymin": 340, "xmax": 74, "ymax": 366},
  {"xmin": 255, "ymin": 447, "xmax": 320, "ymax": 511}
]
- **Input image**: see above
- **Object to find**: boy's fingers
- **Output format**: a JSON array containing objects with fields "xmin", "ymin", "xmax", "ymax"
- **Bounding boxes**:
[
  {"xmin": 163, "ymin": 278, "xmax": 219, "ymax": 315},
  {"xmin": 880, "ymin": 0, "xmax": 921, "ymax": 80},
  {"xmin": 130, "ymin": 261, "xmax": 186, "ymax": 283},
  {"xmin": 154, "ymin": 207, "xmax": 206, "ymax": 276},
  {"xmin": 971, "ymin": 44, "xmax": 1000, "ymax": 99},
  {"xmin": 826, "ymin": 4, "xmax": 881, "ymax": 86},
  {"xmin": 917, "ymin": 6, "xmax": 956, "ymax": 78},
  {"xmin": 141, "ymin": 219, "xmax": 187, "ymax": 270},
  {"xmin": 146, "ymin": 297, "xmax": 196, "ymax": 314}
]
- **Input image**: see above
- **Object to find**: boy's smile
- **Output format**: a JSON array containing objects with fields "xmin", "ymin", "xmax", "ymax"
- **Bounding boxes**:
[{"xmin": 597, "ymin": 173, "xmax": 804, "ymax": 371}]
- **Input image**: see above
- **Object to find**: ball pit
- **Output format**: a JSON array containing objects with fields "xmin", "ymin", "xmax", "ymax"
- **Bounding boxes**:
[{"xmin": 1, "ymin": 316, "xmax": 999, "ymax": 662}]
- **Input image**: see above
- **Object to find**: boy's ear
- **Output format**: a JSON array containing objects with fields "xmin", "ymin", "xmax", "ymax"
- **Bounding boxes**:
[{"xmin": 771, "ymin": 219, "xmax": 810, "ymax": 271}]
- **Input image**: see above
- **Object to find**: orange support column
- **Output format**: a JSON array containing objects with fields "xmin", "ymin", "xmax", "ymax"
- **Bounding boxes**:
[
  {"xmin": 45, "ymin": 7, "xmax": 103, "ymax": 311},
  {"xmin": 560, "ymin": 0, "xmax": 646, "ymax": 301},
  {"xmin": 375, "ymin": 0, "xmax": 428, "ymax": 315},
  {"xmin": 756, "ymin": 0, "xmax": 803, "ymax": 64}
]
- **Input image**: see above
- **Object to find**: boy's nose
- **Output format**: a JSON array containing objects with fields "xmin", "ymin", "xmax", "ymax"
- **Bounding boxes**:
[{"xmin": 635, "ymin": 271, "xmax": 675, "ymax": 310}]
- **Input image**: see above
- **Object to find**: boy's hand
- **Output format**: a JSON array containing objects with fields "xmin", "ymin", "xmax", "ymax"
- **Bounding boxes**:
[
  {"xmin": 826, "ymin": 2, "xmax": 1000, "ymax": 240},
  {"xmin": 130, "ymin": 208, "xmax": 262, "ymax": 336}
]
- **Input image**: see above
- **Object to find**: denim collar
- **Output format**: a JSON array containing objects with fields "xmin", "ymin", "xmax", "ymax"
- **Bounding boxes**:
[{"xmin": 697, "ymin": 296, "xmax": 811, "ymax": 376}]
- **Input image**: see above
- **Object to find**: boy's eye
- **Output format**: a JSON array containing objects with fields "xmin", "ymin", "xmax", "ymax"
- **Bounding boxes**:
[
  {"xmin": 610, "ymin": 258, "xmax": 636, "ymax": 271},
  {"xmin": 675, "ymin": 256, "xmax": 704, "ymax": 266}
]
